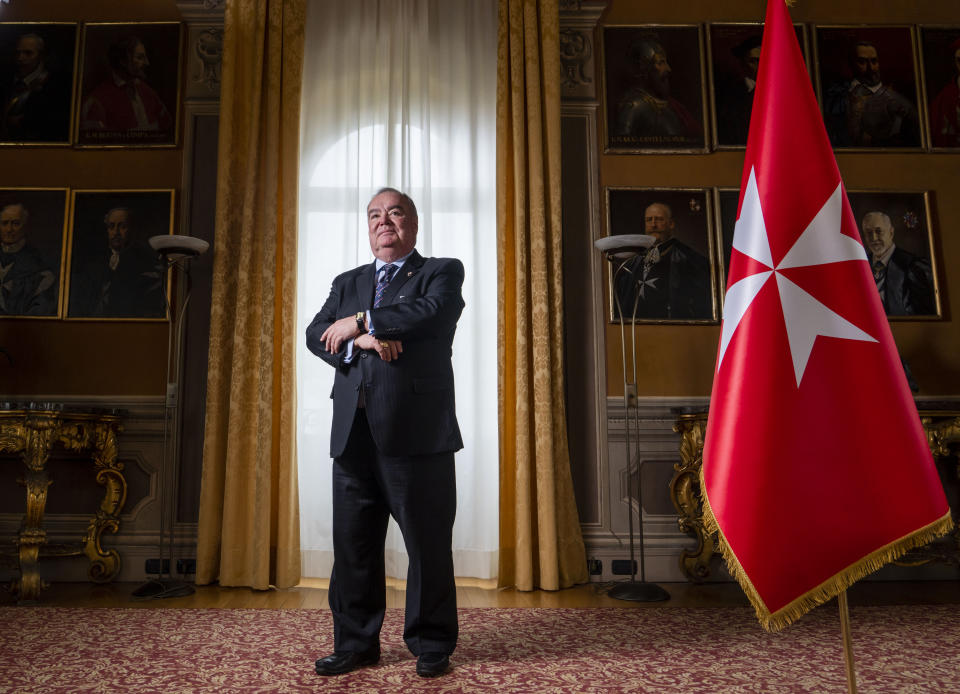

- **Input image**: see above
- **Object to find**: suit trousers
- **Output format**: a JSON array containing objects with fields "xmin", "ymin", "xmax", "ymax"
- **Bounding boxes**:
[{"xmin": 329, "ymin": 407, "xmax": 458, "ymax": 656}]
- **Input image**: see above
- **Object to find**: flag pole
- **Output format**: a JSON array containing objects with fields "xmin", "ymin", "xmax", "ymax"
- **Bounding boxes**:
[{"xmin": 838, "ymin": 590, "xmax": 858, "ymax": 694}]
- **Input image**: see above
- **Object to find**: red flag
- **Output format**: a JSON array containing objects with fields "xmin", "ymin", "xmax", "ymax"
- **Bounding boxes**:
[{"xmin": 702, "ymin": 0, "xmax": 953, "ymax": 631}]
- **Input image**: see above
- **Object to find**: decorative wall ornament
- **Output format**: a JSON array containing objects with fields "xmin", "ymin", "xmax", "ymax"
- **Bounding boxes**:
[
  {"xmin": 559, "ymin": 0, "xmax": 606, "ymax": 101},
  {"xmin": 175, "ymin": 0, "xmax": 226, "ymax": 22},
  {"xmin": 187, "ymin": 26, "xmax": 223, "ymax": 98},
  {"xmin": 561, "ymin": 29, "xmax": 593, "ymax": 92}
]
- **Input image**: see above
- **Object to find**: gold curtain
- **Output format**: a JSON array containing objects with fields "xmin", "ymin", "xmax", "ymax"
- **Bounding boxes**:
[
  {"xmin": 195, "ymin": 0, "xmax": 304, "ymax": 590},
  {"xmin": 496, "ymin": 0, "xmax": 588, "ymax": 591}
]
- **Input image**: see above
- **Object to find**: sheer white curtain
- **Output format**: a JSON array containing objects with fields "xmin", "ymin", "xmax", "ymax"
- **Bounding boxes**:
[{"xmin": 296, "ymin": 0, "xmax": 498, "ymax": 580}]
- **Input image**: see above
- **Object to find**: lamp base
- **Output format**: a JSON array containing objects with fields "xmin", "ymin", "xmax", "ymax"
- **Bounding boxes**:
[
  {"xmin": 131, "ymin": 578, "xmax": 196, "ymax": 600},
  {"xmin": 608, "ymin": 581, "xmax": 670, "ymax": 602}
]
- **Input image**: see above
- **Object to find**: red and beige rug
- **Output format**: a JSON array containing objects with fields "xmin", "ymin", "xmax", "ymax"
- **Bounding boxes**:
[{"xmin": 1, "ymin": 605, "xmax": 957, "ymax": 693}]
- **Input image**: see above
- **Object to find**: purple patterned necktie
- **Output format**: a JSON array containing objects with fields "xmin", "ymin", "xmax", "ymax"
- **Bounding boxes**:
[{"xmin": 373, "ymin": 264, "xmax": 396, "ymax": 307}]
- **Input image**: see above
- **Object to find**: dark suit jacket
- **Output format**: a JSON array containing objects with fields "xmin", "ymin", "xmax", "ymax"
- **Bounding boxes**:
[
  {"xmin": 305, "ymin": 251, "xmax": 465, "ymax": 458},
  {"xmin": 882, "ymin": 246, "xmax": 935, "ymax": 316}
]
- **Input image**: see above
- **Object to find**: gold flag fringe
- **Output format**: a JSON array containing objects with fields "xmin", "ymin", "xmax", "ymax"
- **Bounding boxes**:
[{"xmin": 699, "ymin": 465, "xmax": 954, "ymax": 632}]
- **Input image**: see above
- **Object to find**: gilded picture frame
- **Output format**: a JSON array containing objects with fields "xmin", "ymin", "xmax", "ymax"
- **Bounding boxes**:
[
  {"xmin": 0, "ymin": 187, "xmax": 69, "ymax": 319},
  {"xmin": 64, "ymin": 189, "xmax": 174, "ymax": 320},
  {"xmin": 75, "ymin": 22, "xmax": 182, "ymax": 147},
  {"xmin": 605, "ymin": 187, "xmax": 717, "ymax": 324},
  {"xmin": 847, "ymin": 190, "xmax": 941, "ymax": 320},
  {"xmin": 813, "ymin": 25, "xmax": 925, "ymax": 151},
  {"xmin": 707, "ymin": 22, "xmax": 808, "ymax": 150},
  {"xmin": 0, "ymin": 22, "xmax": 79, "ymax": 145},
  {"xmin": 918, "ymin": 25, "xmax": 960, "ymax": 150},
  {"xmin": 714, "ymin": 187, "xmax": 941, "ymax": 321},
  {"xmin": 601, "ymin": 25, "xmax": 709, "ymax": 153}
]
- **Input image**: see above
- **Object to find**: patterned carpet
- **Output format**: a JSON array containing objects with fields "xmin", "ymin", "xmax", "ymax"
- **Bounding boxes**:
[{"xmin": 1, "ymin": 605, "xmax": 958, "ymax": 693}]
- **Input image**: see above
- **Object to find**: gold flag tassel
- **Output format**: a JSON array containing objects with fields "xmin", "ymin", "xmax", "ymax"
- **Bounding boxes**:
[{"xmin": 699, "ymin": 465, "xmax": 954, "ymax": 632}]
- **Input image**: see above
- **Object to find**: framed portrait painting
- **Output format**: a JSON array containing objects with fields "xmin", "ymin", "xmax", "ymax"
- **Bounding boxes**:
[
  {"xmin": 846, "ymin": 191, "xmax": 940, "ymax": 320},
  {"xmin": 76, "ymin": 22, "xmax": 182, "ymax": 147},
  {"xmin": 715, "ymin": 188, "xmax": 940, "ymax": 320},
  {"xmin": 605, "ymin": 187, "xmax": 716, "ymax": 323},
  {"xmin": 602, "ymin": 25, "xmax": 708, "ymax": 153},
  {"xmin": 919, "ymin": 26, "xmax": 960, "ymax": 149},
  {"xmin": 814, "ymin": 25, "xmax": 924, "ymax": 150},
  {"xmin": 713, "ymin": 187, "xmax": 740, "ymax": 292},
  {"xmin": 0, "ymin": 188, "xmax": 68, "ymax": 318},
  {"xmin": 65, "ymin": 190, "xmax": 174, "ymax": 320},
  {"xmin": 0, "ymin": 22, "xmax": 78, "ymax": 145},
  {"xmin": 707, "ymin": 23, "xmax": 808, "ymax": 149}
]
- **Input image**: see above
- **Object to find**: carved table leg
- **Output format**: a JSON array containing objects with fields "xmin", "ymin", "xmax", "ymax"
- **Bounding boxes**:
[
  {"xmin": 16, "ymin": 418, "xmax": 58, "ymax": 603},
  {"xmin": 82, "ymin": 423, "xmax": 126, "ymax": 582},
  {"xmin": 671, "ymin": 415, "xmax": 714, "ymax": 582}
]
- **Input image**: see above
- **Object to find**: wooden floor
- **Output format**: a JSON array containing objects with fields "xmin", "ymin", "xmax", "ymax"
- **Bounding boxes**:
[{"xmin": 3, "ymin": 577, "xmax": 958, "ymax": 609}]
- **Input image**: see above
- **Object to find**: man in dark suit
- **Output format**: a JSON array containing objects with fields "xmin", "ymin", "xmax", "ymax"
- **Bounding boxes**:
[
  {"xmin": 860, "ymin": 210, "xmax": 935, "ymax": 316},
  {"xmin": 614, "ymin": 202, "xmax": 711, "ymax": 320},
  {"xmin": 306, "ymin": 188, "xmax": 464, "ymax": 678},
  {"xmin": 69, "ymin": 207, "xmax": 164, "ymax": 318}
]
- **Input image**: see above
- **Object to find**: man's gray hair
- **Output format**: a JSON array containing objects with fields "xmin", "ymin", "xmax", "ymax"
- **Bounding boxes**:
[
  {"xmin": 862, "ymin": 210, "xmax": 893, "ymax": 229},
  {"xmin": 0, "ymin": 202, "xmax": 29, "ymax": 225},
  {"xmin": 646, "ymin": 201, "xmax": 674, "ymax": 219},
  {"xmin": 18, "ymin": 33, "xmax": 46, "ymax": 57},
  {"xmin": 369, "ymin": 187, "xmax": 418, "ymax": 224},
  {"xmin": 104, "ymin": 207, "xmax": 132, "ymax": 224}
]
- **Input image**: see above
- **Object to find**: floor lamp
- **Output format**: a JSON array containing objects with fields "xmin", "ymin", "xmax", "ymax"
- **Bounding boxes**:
[
  {"xmin": 132, "ymin": 234, "xmax": 210, "ymax": 600},
  {"xmin": 595, "ymin": 234, "xmax": 670, "ymax": 602}
]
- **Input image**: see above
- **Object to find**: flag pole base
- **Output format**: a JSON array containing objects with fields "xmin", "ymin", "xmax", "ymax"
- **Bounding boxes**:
[{"xmin": 609, "ymin": 581, "xmax": 670, "ymax": 602}]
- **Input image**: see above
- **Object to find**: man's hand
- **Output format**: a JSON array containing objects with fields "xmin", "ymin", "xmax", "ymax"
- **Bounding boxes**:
[
  {"xmin": 356, "ymin": 333, "xmax": 403, "ymax": 362},
  {"xmin": 320, "ymin": 316, "xmax": 362, "ymax": 354}
]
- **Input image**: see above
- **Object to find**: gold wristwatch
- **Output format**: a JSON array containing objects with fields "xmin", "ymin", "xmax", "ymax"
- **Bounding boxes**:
[{"xmin": 355, "ymin": 311, "xmax": 365, "ymax": 332}]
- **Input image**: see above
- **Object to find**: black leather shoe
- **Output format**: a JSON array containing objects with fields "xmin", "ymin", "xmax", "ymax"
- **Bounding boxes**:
[
  {"xmin": 314, "ymin": 649, "xmax": 379, "ymax": 675},
  {"xmin": 416, "ymin": 652, "xmax": 450, "ymax": 677}
]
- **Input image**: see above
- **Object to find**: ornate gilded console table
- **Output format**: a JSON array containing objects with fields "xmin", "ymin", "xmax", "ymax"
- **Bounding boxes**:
[
  {"xmin": 670, "ymin": 409, "xmax": 960, "ymax": 582},
  {"xmin": 0, "ymin": 404, "xmax": 125, "ymax": 603}
]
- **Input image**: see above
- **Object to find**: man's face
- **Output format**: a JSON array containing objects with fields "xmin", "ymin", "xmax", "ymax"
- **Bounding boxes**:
[
  {"xmin": 644, "ymin": 203, "xmax": 675, "ymax": 245},
  {"xmin": 0, "ymin": 205, "xmax": 26, "ymax": 245},
  {"xmin": 647, "ymin": 51, "xmax": 671, "ymax": 98},
  {"xmin": 854, "ymin": 45, "xmax": 881, "ymax": 87},
  {"xmin": 367, "ymin": 191, "xmax": 417, "ymax": 262},
  {"xmin": 125, "ymin": 42, "xmax": 149, "ymax": 79},
  {"xmin": 861, "ymin": 212, "xmax": 894, "ymax": 258},
  {"xmin": 744, "ymin": 46, "xmax": 761, "ymax": 80},
  {"xmin": 105, "ymin": 210, "xmax": 130, "ymax": 250},
  {"xmin": 15, "ymin": 36, "xmax": 42, "ymax": 78}
]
